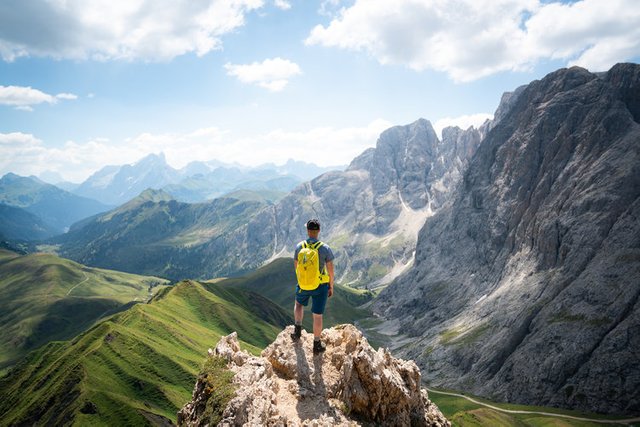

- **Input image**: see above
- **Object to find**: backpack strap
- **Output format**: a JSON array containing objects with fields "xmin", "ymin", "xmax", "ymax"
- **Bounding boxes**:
[{"xmin": 309, "ymin": 241, "xmax": 323, "ymax": 250}]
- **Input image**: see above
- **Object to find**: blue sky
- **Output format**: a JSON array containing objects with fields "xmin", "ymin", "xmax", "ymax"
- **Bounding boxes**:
[{"xmin": 1, "ymin": 0, "xmax": 639, "ymax": 182}]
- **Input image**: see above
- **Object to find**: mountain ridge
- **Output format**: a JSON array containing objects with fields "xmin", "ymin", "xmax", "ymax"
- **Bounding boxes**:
[
  {"xmin": 372, "ymin": 63, "xmax": 640, "ymax": 415},
  {"xmin": 0, "ymin": 173, "xmax": 110, "ymax": 233},
  {"xmin": 71, "ymin": 154, "xmax": 342, "ymax": 205}
]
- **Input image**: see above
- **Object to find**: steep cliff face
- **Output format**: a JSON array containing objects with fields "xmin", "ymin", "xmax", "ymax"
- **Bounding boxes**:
[
  {"xmin": 373, "ymin": 63, "xmax": 640, "ymax": 415},
  {"xmin": 178, "ymin": 325, "xmax": 449, "ymax": 426},
  {"xmin": 210, "ymin": 119, "xmax": 481, "ymax": 287}
]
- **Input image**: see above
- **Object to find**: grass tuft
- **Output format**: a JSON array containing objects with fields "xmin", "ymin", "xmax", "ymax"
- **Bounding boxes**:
[{"xmin": 199, "ymin": 355, "xmax": 236, "ymax": 425}]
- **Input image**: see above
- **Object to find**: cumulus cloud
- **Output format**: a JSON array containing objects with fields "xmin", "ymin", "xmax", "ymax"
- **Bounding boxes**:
[
  {"xmin": 433, "ymin": 113, "xmax": 494, "ymax": 139},
  {"xmin": 306, "ymin": 0, "xmax": 640, "ymax": 82},
  {"xmin": 0, "ymin": 0, "xmax": 264, "ymax": 62},
  {"xmin": 225, "ymin": 57, "xmax": 302, "ymax": 91},
  {"xmin": 318, "ymin": 0, "xmax": 344, "ymax": 17},
  {"xmin": 274, "ymin": 0, "xmax": 291, "ymax": 10},
  {"xmin": 0, "ymin": 85, "xmax": 78, "ymax": 110},
  {"xmin": 1, "ymin": 120, "xmax": 391, "ymax": 182}
]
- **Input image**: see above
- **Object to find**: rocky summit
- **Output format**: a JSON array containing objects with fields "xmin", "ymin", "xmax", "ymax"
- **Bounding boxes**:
[
  {"xmin": 177, "ymin": 324, "xmax": 449, "ymax": 426},
  {"xmin": 373, "ymin": 63, "xmax": 640, "ymax": 415}
]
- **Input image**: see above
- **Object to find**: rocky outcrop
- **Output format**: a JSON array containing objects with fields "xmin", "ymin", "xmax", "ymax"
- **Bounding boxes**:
[
  {"xmin": 178, "ymin": 325, "xmax": 449, "ymax": 426},
  {"xmin": 373, "ymin": 63, "xmax": 640, "ymax": 415}
]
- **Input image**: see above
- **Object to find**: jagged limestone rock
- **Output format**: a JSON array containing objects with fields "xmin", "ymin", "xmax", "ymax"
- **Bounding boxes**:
[
  {"xmin": 373, "ymin": 63, "xmax": 640, "ymax": 415},
  {"xmin": 178, "ymin": 325, "xmax": 450, "ymax": 426}
]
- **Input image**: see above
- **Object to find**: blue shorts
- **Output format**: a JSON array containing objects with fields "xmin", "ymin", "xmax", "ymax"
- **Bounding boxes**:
[{"xmin": 295, "ymin": 284, "xmax": 329, "ymax": 314}]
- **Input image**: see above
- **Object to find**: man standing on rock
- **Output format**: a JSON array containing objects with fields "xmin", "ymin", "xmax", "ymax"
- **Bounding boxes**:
[{"xmin": 291, "ymin": 219, "xmax": 335, "ymax": 354}]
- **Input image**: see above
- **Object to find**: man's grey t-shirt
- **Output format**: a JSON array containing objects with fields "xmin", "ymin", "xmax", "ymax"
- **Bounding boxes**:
[{"xmin": 294, "ymin": 238, "xmax": 335, "ymax": 283}]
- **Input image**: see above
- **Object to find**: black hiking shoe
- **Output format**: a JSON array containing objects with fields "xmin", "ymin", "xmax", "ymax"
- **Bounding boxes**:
[
  {"xmin": 313, "ymin": 340, "xmax": 326, "ymax": 355},
  {"xmin": 290, "ymin": 325, "xmax": 302, "ymax": 341}
]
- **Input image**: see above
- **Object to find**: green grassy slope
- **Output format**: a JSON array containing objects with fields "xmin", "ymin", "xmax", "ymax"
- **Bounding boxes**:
[
  {"xmin": 0, "ymin": 280, "xmax": 290, "ymax": 426},
  {"xmin": 0, "ymin": 248, "xmax": 167, "ymax": 368},
  {"xmin": 215, "ymin": 257, "xmax": 374, "ymax": 331},
  {"xmin": 56, "ymin": 191, "xmax": 269, "ymax": 279}
]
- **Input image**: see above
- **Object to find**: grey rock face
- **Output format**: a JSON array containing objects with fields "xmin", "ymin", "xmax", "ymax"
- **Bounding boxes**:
[{"xmin": 373, "ymin": 63, "xmax": 640, "ymax": 415}]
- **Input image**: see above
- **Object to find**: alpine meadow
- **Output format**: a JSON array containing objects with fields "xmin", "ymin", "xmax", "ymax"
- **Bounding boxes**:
[{"xmin": 1, "ymin": 1, "xmax": 639, "ymax": 426}]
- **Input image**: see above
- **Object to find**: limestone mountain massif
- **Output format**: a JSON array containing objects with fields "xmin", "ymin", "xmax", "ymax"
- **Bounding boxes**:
[
  {"xmin": 373, "ymin": 63, "xmax": 640, "ymax": 415},
  {"xmin": 178, "ymin": 325, "xmax": 449, "ymax": 426}
]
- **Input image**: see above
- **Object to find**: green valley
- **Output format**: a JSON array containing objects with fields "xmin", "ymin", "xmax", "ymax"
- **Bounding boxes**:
[
  {"xmin": 0, "ymin": 248, "xmax": 168, "ymax": 368},
  {"xmin": 0, "ymin": 279, "xmax": 291, "ymax": 426},
  {"xmin": 428, "ymin": 389, "xmax": 635, "ymax": 426}
]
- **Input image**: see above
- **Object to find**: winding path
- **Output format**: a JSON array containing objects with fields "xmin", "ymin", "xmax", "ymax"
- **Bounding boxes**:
[
  {"xmin": 66, "ymin": 272, "xmax": 89, "ymax": 296},
  {"xmin": 427, "ymin": 388, "xmax": 640, "ymax": 425}
]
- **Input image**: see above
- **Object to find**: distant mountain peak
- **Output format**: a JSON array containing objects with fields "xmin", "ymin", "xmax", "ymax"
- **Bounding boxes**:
[
  {"xmin": 134, "ymin": 152, "xmax": 167, "ymax": 166},
  {"xmin": 1, "ymin": 172, "xmax": 25, "ymax": 183},
  {"xmin": 134, "ymin": 188, "xmax": 174, "ymax": 203}
]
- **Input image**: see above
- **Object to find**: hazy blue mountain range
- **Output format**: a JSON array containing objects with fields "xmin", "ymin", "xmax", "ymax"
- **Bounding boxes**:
[
  {"xmin": 0, "ymin": 203, "xmax": 59, "ymax": 241},
  {"xmin": 71, "ymin": 153, "xmax": 343, "ymax": 205},
  {"xmin": 373, "ymin": 63, "xmax": 640, "ymax": 415},
  {"xmin": 162, "ymin": 166, "xmax": 302, "ymax": 203},
  {"xmin": 0, "ymin": 173, "xmax": 111, "ymax": 233},
  {"xmin": 73, "ymin": 153, "xmax": 182, "ymax": 206}
]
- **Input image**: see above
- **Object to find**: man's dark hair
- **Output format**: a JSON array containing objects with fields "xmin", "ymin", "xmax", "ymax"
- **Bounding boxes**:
[{"xmin": 306, "ymin": 219, "xmax": 320, "ymax": 230}]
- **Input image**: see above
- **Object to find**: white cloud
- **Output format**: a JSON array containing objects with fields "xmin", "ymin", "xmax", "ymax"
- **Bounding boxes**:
[
  {"xmin": 225, "ymin": 57, "xmax": 302, "ymax": 91},
  {"xmin": 0, "ymin": 120, "xmax": 392, "ymax": 182},
  {"xmin": 0, "ymin": 132, "xmax": 42, "ymax": 145},
  {"xmin": 318, "ymin": 0, "xmax": 344, "ymax": 17},
  {"xmin": 0, "ymin": 0, "xmax": 264, "ymax": 62},
  {"xmin": 306, "ymin": 0, "xmax": 640, "ymax": 82},
  {"xmin": 433, "ymin": 113, "xmax": 494, "ymax": 139},
  {"xmin": 0, "ymin": 85, "xmax": 77, "ymax": 110},
  {"xmin": 274, "ymin": 0, "xmax": 291, "ymax": 10},
  {"xmin": 55, "ymin": 93, "xmax": 78, "ymax": 100}
]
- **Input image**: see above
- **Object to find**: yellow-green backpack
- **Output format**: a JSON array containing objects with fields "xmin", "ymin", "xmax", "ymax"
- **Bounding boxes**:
[{"xmin": 296, "ymin": 241, "xmax": 329, "ymax": 290}]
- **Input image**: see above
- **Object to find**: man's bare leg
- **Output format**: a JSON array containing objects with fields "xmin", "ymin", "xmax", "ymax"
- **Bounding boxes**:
[
  {"xmin": 313, "ymin": 313, "xmax": 326, "ymax": 354},
  {"xmin": 313, "ymin": 313, "xmax": 322, "ymax": 338},
  {"xmin": 291, "ymin": 301, "xmax": 304, "ymax": 341},
  {"xmin": 294, "ymin": 301, "xmax": 304, "ymax": 324}
]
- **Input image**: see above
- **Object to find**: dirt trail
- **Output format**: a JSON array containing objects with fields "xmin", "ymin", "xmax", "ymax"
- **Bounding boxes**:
[{"xmin": 428, "ymin": 389, "xmax": 640, "ymax": 425}]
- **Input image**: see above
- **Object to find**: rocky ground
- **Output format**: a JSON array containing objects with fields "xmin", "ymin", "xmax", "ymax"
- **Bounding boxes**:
[{"xmin": 178, "ymin": 324, "xmax": 449, "ymax": 426}]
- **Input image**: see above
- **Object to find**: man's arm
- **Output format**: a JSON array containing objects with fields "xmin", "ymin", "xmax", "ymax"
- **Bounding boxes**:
[{"xmin": 326, "ymin": 260, "xmax": 334, "ymax": 297}]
